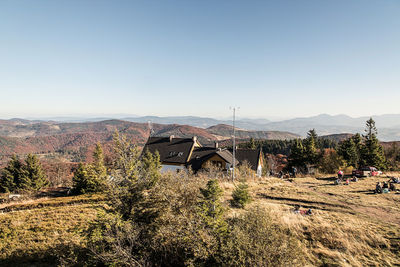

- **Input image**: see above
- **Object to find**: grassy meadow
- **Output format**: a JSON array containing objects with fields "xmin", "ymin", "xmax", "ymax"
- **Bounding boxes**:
[{"xmin": 0, "ymin": 174, "xmax": 399, "ymax": 266}]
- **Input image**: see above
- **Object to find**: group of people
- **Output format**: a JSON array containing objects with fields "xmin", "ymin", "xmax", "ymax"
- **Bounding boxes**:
[
  {"xmin": 270, "ymin": 167, "xmax": 297, "ymax": 179},
  {"xmin": 375, "ymin": 179, "xmax": 398, "ymax": 194},
  {"xmin": 389, "ymin": 177, "xmax": 400, "ymax": 184},
  {"xmin": 293, "ymin": 205, "xmax": 312, "ymax": 215},
  {"xmin": 334, "ymin": 170, "xmax": 357, "ymax": 185}
]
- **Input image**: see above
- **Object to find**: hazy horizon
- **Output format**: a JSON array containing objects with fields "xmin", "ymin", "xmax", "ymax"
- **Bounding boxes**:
[{"xmin": 2, "ymin": 112, "xmax": 400, "ymax": 123}]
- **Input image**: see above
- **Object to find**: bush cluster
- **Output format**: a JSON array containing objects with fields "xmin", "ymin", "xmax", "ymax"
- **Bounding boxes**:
[
  {"xmin": 86, "ymin": 175, "xmax": 303, "ymax": 266},
  {"xmin": 74, "ymin": 133, "xmax": 305, "ymax": 266},
  {"xmin": 0, "ymin": 154, "xmax": 48, "ymax": 193}
]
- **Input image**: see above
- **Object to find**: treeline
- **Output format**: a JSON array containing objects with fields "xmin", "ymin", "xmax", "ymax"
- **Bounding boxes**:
[
  {"xmin": 289, "ymin": 118, "xmax": 387, "ymax": 173},
  {"xmin": 239, "ymin": 135, "xmax": 337, "ymax": 156},
  {"xmin": 384, "ymin": 142, "xmax": 400, "ymax": 170},
  {"xmin": 240, "ymin": 118, "xmax": 391, "ymax": 173}
]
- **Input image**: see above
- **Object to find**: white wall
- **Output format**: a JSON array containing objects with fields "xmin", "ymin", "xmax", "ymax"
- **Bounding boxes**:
[
  {"xmin": 161, "ymin": 164, "xmax": 186, "ymax": 173},
  {"xmin": 257, "ymin": 165, "xmax": 262, "ymax": 177}
]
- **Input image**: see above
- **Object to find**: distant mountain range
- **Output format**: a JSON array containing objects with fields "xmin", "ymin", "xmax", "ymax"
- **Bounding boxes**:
[
  {"xmin": 0, "ymin": 119, "xmax": 298, "ymax": 158},
  {"xmin": 2, "ymin": 113, "xmax": 400, "ymax": 144},
  {"xmin": 2, "ymin": 113, "xmax": 399, "ymax": 163},
  {"xmin": 121, "ymin": 114, "xmax": 400, "ymax": 141}
]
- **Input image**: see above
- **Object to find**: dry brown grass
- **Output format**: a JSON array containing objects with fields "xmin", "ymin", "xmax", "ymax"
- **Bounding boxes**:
[
  {"xmin": 0, "ymin": 173, "xmax": 399, "ymax": 266},
  {"xmin": 220, "ymin": 173, "xmax": 400, "ymax": 266},
  {"xmin": 0, "ymin": 194, "xmax": 106, "ymax": 266}
]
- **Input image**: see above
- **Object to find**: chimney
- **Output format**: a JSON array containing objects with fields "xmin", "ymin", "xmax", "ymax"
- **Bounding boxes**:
[
  {"xmin": 214, "ymin": 141, "xmax": 219, "ymax": 149},
  {"xmin": 169, "ymin": 135, "xmax": 175, "ymax": 142}
]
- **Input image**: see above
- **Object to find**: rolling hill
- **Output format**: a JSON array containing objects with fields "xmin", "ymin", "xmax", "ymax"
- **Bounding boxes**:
[
  {"xmin": 123, "ymin": 114, "xmax": 400, "ymax": 141},
  {"xmin": 22, "ymin": 114, "xmax": 400, "ymax": 141},
  {"xmin": 0, "ymin": 119, "xmax": 298, "ymax": 159},
  {"xmin": 207, "ymin": 124, "xmax": 299, "ymax": 140}
]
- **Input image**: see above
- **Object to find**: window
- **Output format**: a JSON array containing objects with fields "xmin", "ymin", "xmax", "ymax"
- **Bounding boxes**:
[{"xmin": 211, "ymin": 160, "xmax": 222, "ymax": 168}]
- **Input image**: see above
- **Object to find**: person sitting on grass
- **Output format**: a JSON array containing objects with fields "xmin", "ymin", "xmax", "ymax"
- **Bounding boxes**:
[
  {"xmin": 383, "ymin": 182, "xmax": 389, "ymax": 189},
  {"xmin": 291, "ymin": 167, "xmax": 297, "ymax": 178},
  {"xmin": 390, "ymin": 177, "xmax": 400, "ymax": 184},
  {"xmin": 376, "ymin": 182, "xmax": 382, "ymax": 194},
  {"xmin": 293, "ymin": 205, "xmax": 300, "ymax": 214},
  {"xmin": 390, "ymin": 182, "xmax": 396, "ymax": 192},
  {"xmin": 337, "ymin": 170, "xmax": 344, "ymax": 180},
  {"xmin": 382, "ymin": 182, "xmax": 390, "ymax": 193}
]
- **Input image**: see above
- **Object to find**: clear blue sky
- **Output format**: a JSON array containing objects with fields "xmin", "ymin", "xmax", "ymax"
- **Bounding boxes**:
[{"xmin": 1, "ymin": 0, "xmax": 399, "ymax": 119}]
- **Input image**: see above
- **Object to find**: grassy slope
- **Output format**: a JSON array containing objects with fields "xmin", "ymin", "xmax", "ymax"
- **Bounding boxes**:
[
  {"xmin": 0, "ymin": 194, "xmax": 105, "ymax": 266},
  {"xmin": 0, "ymin": 176, "xmax": 399, "ymax": 266},
  {"xmin": 221, "ymin": 175, "xmax": 400, "ymax": 266}
]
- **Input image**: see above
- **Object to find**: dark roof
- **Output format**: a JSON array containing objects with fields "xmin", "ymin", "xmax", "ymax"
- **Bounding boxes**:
[
  {"xmin": 188, "ymin": 147, "xmax": 238, "ymax": 172},
  {"xmin": 233, "ymin": 148, "xmax": 261, "ymax": 171},
  {"xmin": 143, "ymin": 137, "xmax": 196, "ymax": 164},
  {"xmin": 216, "ymin": 150, "xmax": 237, "ymax": 165}
]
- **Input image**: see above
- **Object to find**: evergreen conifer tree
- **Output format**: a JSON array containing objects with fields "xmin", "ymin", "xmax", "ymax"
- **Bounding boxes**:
[
  {"xmin": 231, "ymin": 182, "xmax": 252, "ymax": 208},
  {"xmin": 352, "ymin": 133, "xmax": 364, "ymax": 166},
  {"xmin": 361, "ymin": 118, "xmax": 387, "ymax": 169},
  {"xmin": 92, "ymin": 143, "xmax": 107, "ymax": 178},
  {"xmin": 0, "ymin": 155, "xmax": 25, "ymax": 192},
  {"xmin": 248, "ymin": 138, "xmax": 256, "ymax": 149},
  {"xmin": 198, "ymin": 179, "xmax": 227, "ymax": 233},
  {"xmin": 141, "ymin": 149, "xmax": 161, "ymax": 189},
  {"xmin": 72, "ymin": 143, "xmax": 108, "ymax": 194},
  {"xmin": 288, "ymin": 139, "xmax": 306, "ymax": 170},
  {"xmin": 304, "ymin": 129, "xmax": 319, "ymax": 165},
  {"xmin": 338, "ymin": 138, "xmax": 359, "ymax": 167},
  {"xmin": 0, "ymin": 155, "xmax": 48, "ymax": 192},
  {"xmin": 112, "ymin": 131, "xmax": 141, "ymax": 182},
  {"xmin": 72, "ymin": 163, "xmax": 91, "ymax": 194},
  {"xmin": 22, "ymin": 154, "xmax": 49, "ymax": 191}
]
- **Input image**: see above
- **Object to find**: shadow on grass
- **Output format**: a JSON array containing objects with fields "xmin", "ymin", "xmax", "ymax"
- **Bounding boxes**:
[
  {"xmin": 316, "ymin": 177, "xmax": 335, "ymax": 181},
  {"xmin": 350, "ymin": 190, "xmax": 376, "ymax": 195},
  {"xmin": 0, "ymin": 242, "xmax": 89, "ymax": 267},
  {"xmin": 258, "ymin": 193, "xmax": 349, "ymax": 208}
]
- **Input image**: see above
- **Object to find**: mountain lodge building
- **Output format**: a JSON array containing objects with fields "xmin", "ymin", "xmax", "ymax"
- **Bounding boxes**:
[{"xmin": 142, "ymin": 135, "xmax": 263, "ymax": 176}]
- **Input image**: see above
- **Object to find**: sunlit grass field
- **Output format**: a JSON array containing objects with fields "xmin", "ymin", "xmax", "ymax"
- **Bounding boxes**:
[{"xmin": 0, "ymin": 174, "xmax": 399, "ymax": 266}]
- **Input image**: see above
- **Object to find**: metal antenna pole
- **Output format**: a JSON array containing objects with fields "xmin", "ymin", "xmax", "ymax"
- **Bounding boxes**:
[
  {"xmin": 148, "ymin": 120, "xmax": 153, "ymax": 137},
  {"xmin": 231, "ymin": 107, "xmax": 239, "ymax": 181}
]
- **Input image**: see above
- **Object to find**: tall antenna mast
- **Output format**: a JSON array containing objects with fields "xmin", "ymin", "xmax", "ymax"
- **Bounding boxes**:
[
  {"xmin": 230, "ymin": 107, "xmax": 240, "ymax": 181},
  {"xmin": 148, "ymin": 120, "xmax": 154, "ymax": 137}
]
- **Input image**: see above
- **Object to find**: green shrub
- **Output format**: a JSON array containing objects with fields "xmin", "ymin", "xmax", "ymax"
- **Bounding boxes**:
[
  {"xmin": 72, "ymin": 163, "xmax": 106, "ymax": 194},
  {"xmin": 219, "ymin": 206, "xmax": 305, "ymax": 266},
  {"xmin": 83, "ymin": 134, "xmax": 303, "ymax": 267},
  {"xmin": 230, "ymin": 182, "xmax": 252, "ymax": 208},
  {"xmin": 72, "ymin": 144, "xmax": 107, "ymax": 194}
]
